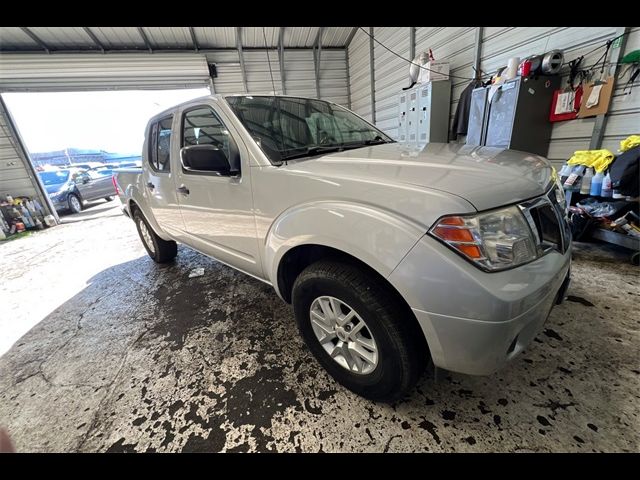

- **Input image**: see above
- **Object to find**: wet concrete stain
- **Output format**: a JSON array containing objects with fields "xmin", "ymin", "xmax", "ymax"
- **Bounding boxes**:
[
  {"xmin": 543, "ymin": 329, "xmax": 563, "ymax": 341},
  {"xmin": 0, "ymin": 209, "xmax": 638, "ymax": 453},
  {"xmin": 566, "ymin": 295, "xmax": 595, "ymax": 307}
]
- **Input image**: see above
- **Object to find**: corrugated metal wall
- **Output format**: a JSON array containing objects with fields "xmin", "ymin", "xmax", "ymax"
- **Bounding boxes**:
[
  {"xmin": 0, "ymin": 54, "xmax": 211, "ymax": 91},
  {"xmin": 348, "ymin": 29, "xmax": 372, "ymax": 121},
  {"xmin": 207, "ymin": 49, "xmax": 349, "ymax": 105},
  {"xmin": 0, "ymin": 95, "xmax": 54, "ymax": 216},
  {"xmin": 479, "ymin": 26, "xmax": 639, "ymax": 167},
  {"xmin": 347, "ymin": 27, "xmax": 640, "ymax": 167},
  {"xmin": 373, "ymin": 27, "xmax": 410, "ymax": 138}
]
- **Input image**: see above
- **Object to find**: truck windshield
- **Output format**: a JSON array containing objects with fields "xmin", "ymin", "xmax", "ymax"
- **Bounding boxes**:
[{"xmin": 225, "ymin": 96, "xmax": 393, "ymax": 163}]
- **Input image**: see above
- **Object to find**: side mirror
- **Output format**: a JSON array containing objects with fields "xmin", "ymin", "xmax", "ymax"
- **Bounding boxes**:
[
  {"xmin": 180, "ymin": 144, "xmax": 239, "ymax": 176},
  {"xmin": 81, "ymin": 176, "xmax": 90, "ymax": 184}
]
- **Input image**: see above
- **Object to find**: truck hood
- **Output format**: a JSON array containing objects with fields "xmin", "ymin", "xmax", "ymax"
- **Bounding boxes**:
[{"xmin": 286, "ymin": 142, "xmax": 554, "ymax": 211}]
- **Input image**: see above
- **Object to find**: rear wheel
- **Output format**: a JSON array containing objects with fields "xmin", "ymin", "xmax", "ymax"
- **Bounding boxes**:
[
  {"xmin": 68, "ymin": 194, "xmax": 82, "ymax": 214},
  {"xmin": 134, "ymin": 210, "xmax": 177, "ymax": 263},
  {"xmin": 292, "ymin": 260, "xmax": 427, "ymax": 402}
]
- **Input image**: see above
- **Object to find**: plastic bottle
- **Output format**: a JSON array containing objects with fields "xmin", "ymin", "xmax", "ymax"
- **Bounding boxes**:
[
  {"xmin": 601, "ymin": 172, "xmax": 613, "ymax": 198},
  {"xmin": 590, "ymin": 171, "xmax": 604, "ymax": 196},
  {"xmin": 564, "ymin": 165, "xmax": 584, "ymax": 191},
  {"xmin": 580, "ymin": 167, "xmax": 594, "ymax": 194},
  {"xmin": 559, "ymin": 163, "xmax": 572, "ymax": 185}
]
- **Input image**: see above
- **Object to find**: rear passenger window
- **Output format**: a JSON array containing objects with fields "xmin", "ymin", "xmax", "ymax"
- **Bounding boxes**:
[{"xmin": 149, "ymin": 116, "xmax": 173, "ymax": 172}]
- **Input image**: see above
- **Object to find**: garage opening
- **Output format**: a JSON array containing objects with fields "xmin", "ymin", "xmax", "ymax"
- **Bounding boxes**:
[{"xmin": 2, "ymin": 88, "xmax": 209, "ymax": 224}]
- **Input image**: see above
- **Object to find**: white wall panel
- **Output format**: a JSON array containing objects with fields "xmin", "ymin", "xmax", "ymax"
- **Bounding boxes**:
[
  {"xmin": 348, "ymin": 28, "xmax": 372, "ymax": 122},
  {"xmin": 0, "ymin": 54, "xmax": 210, "ymax": 91},
  {"xmin": 373, "ymin": 27, "xmax": 410, "ymax": 138}
]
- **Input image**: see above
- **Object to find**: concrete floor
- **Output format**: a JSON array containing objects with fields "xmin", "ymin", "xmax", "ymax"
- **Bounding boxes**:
[{"xmin": 0, "ymin": 200, "xmax": 638, "ymax": 453}]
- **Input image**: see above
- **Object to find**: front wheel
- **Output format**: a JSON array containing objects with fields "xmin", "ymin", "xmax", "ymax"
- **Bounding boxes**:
[
  {"xmin": 134, "ymin": 210, "xmax": 177, "ymax": 263},
  {"xmin": 67, "ymin": 193, "xmax": 82, "ymax": 214},
  {"xmin": 292, "ymin": 260, "xmax": 427, "ymax": 402}
]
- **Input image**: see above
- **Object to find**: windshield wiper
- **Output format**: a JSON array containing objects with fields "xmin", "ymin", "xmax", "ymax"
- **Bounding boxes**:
[{"xmin": 281, "ymin": 145, "xmax": 346, "ymax": 161}]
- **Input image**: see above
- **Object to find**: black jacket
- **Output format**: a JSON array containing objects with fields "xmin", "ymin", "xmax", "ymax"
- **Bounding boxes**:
[{"xmin": 450, "ymin": 79, "xmax": 483, "ymax": 140}]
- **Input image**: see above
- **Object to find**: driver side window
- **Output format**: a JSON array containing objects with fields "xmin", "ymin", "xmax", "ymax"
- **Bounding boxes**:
[{"xmin": 183, "ymin": 107, "xmax": 230, "ymax": 160}]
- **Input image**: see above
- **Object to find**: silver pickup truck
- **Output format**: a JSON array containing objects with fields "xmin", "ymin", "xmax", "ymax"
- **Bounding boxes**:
[{"xmin": 115, "ymin": 94, "xmax": 572, "ymax": 402}]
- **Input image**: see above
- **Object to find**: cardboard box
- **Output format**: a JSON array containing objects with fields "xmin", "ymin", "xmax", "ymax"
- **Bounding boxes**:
[{"xmin": 418, "ymin": 61, "xmax": 450, "ymax": 82}]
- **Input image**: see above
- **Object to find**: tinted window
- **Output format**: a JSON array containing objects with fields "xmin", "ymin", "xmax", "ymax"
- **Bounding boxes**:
[
  {"xmin": 225, "ymin": 96, "xmax": 392, "ymax": 163},
  {"xmin": 39, "ymin": 171, "xmax": 69, "ymax": 185},
  {"xmin": 148, "ymin": 116, "xmax": 173, "ymax": 172},
  {"xmin": 182, "ymin": 107, "xmax": 230, "ymax": 160}
]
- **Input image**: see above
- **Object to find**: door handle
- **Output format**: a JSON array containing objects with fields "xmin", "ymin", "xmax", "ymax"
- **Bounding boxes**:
[
  {"xmin": 146, "ymin": 182, "xmax": 155, "ymax": 190},
  {"xmin": 176, "ymin": 185, "xmax": 190, "ymax": 195}
]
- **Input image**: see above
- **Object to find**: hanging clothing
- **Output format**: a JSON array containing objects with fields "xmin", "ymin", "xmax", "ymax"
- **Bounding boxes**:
[
  {"xmin": 567, "ymin": 149, "xmax": 615, "ymax": 173},
  {"xmin": 451, "ymin": 79, "xmax": 483, "ymax": 140},
  {"xmin": 620, "ymin": 135, "xmax": 640, "ymax": 152}
]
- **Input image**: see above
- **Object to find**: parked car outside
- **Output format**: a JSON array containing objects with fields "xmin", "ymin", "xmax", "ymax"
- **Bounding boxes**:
[
  {"xmin": 38, "ymin": 167, "xmax": 117, "ymax": 214},
  {"xmin": 115, "ymin": 94, "xmax": 572, "ymax": 402}
]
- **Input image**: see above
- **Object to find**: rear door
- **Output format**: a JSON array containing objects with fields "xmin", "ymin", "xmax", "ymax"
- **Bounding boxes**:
[{"xmin": 141, "ymin": 114, "xmax": 185, "ymax": 236}]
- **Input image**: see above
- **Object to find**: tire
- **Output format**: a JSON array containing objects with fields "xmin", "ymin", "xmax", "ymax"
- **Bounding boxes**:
[
  {"xmin": 134, "ymin": 210, "xmax": 177, "ymax": 263},
  {"xmin": 104, "ymin": 196, "xmax": 114, "ymax": 202},
  {"xmin": 68, "ymin": 193, "xmax": 82, "ymax": 214},
  {"xmin": 292, "ymin": 260, "xmax": 427, "ymax": 402}
]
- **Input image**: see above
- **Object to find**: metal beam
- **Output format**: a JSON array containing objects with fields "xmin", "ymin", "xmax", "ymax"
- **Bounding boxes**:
[
  {"xmin": 0, "ymin": 46, "xmax": 346, "ymax": 54},
  {"xmin": 82, "ymin": 27, "xmax": 105, "ymax": 53},
  {"xmin": 409, "ymin": 27, "xmax": 415, "ymax": 61},
  {"xmin": 589, "ymin": 27, "xmax": 629, "ymax": 150},
  {"xmin": 20, "ymin": 27, "xmax": 50, "ymax": 54},
  {"xmin": 236, "ymin": 27, "xmax": 249, "ymax": 93},
  {"xmin": 278, "ymin": 27, "xmax": 286, "ymax": 95},
  {"xmin": 137, "ymin": 27, "xmax": 153, "ymax": 53},
  {"xmin": 345, "ymin": 47, "xmax": 352, "ymax": 109},
  {"xmin": 188, "ymin": 27, "xmax": 199, "ymax": 52},
  {"xmin": 473, "ymin": 26, "xmax": 483, "ymax": 79},
  {"xmin": 314, "ymin": 27, "xmax": 324, "ymax": 99},
  {"xmin": 369, "ymin": 27, "xmax": 376, "ymax": 124},
  {"xmin": 345, "ymin": 27, "xmax": 358, "ymax": 49}
]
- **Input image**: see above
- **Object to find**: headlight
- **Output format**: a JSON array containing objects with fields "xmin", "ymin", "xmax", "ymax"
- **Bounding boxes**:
[
  {"xmin": 429, "ymin": 206, "xmax": 538, "ymax": 271},
  {"xmin": 551, "ymin": 169, "xmax": 567, "ymax": 210}
]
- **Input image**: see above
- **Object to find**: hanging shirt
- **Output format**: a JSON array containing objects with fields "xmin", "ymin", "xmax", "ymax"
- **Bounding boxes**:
[{"xmin": 451, "ymin": 79, "xmax": 483, "ymax": 140}]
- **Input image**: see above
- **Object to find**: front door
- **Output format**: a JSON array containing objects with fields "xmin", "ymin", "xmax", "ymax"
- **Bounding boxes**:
[
  {"xmin": 142, "ymin": 114, "xmax": 184, "ymax": 236},
  {"xmin": 174, "ymin": 104, "xmax": 262, "ymax": 278}
]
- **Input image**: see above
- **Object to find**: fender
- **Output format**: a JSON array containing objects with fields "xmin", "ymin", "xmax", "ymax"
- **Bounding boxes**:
[
  {"xmin": 126, "ymin": 183, "xmax": 173, "ymax": 242},
  {"xmin": 264, "ymin": 200, "xmax": 426, "ymax": 299}
]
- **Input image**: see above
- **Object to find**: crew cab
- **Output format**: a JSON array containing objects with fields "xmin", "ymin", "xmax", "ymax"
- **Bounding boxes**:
[{"xmin": 114, "ymin": 94, "xmax": 572, "ymax": 402}]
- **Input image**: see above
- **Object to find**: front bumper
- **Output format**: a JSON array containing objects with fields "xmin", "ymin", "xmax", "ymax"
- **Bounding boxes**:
[{"xmin": 389, "ymin": 235, "xmax": 571, "ymax": 375}]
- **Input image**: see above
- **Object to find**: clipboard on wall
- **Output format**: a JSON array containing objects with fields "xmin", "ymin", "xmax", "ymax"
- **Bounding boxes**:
[{"xmin": 577, "ymin": 76, "xmax": 615, "ymax": 118}]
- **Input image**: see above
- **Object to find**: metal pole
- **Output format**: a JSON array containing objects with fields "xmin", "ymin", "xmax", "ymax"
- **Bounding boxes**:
[
  {"xmin": 345, "ymin": 47, "xmax": 352, "ymax": 109},
  {"xmin": 137, "ymin": 27, "xmax": 153, "ymax": 53},
  {"xmin": 409, "ymin": 27, "xmax": 415, "ymax": 61},
  {"xmin": 20, "ymin": 27, "xmax": 50, "ymax": 54},
  {"xmin": 589, "ymin": 27, "xmax": 629, "ymax": 150},
  {"xmin": 236, "ymin": 27, "xmax": 249, "ymax": 93},
  {"xmin": 278, "ymin": 27, "xmax": 286, "ymax": 95},
  {"xmin": 83, "ymin": 27, "xmax": 105, "ymax": 53},
  {"xmin": 369, "ymin": 27, "xmax": 376, "ymax": 124},
  {"xmin": 473, "ymin": 26, "xmax": 484, "ymax": 79}
]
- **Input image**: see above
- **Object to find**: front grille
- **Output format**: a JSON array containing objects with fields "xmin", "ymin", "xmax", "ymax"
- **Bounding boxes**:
[{"xmin": 520, "ymin": 186, "xmax": 570, "ymax": 255}]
